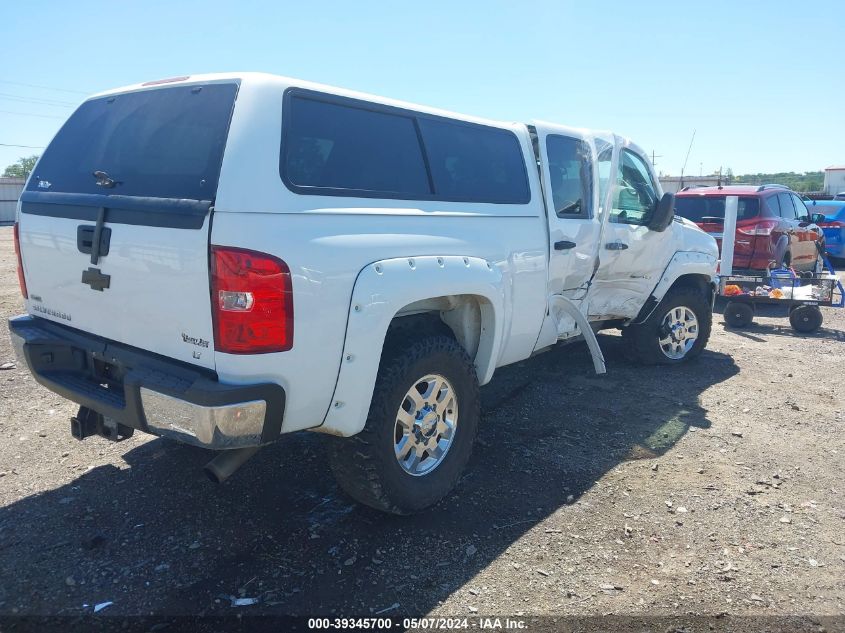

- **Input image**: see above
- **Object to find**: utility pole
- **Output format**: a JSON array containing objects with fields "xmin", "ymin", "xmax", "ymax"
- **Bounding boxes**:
[{"xmin": 651, "ymin": 150, "xmax": 663, "ymax": 169}]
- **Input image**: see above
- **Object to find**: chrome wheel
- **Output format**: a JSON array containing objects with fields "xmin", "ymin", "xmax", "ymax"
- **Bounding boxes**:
[
  {"xmin": 658, "ymin": 305, "xmax": 699, "ymax": 360},
  {"xmin": 394, "ymin": 373, "xmax": 458, "ymax": 477}
]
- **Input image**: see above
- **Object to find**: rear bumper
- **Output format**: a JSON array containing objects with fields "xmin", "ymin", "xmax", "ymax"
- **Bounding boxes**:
[{"xmin": 8, "ymin": 315, "xmax": 285, "ymax": 449}]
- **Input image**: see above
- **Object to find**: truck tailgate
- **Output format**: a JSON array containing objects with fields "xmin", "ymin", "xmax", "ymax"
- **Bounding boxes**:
[{"xmin": 18, "ymin": 208, "xmax": 215, "ymax": 369}]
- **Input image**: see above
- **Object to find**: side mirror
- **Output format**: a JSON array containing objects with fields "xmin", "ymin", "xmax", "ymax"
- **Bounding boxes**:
[
  {"xmin": 647, "ymin": 192, "xmax": 675, "ymax": 232},
  {"xmin": 810, "ymin": 213, "xmax": 826, "ymax": 225}
]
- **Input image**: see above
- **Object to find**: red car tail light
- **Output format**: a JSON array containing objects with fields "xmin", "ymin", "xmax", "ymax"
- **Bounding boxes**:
[
  {"xmin": 737, "ymin": 220, "xmax": 778, "ymax": 237},
  {"xmin": 13, "ymin": 222, "xmax": 27, "ymax": 299},
  {"xmin": 820, "ymin": 220, "xmax": 844, "ymax": 228},
  {"xmin": 210, "ymin": 246, "xmax": 293, "ymax": 354}
]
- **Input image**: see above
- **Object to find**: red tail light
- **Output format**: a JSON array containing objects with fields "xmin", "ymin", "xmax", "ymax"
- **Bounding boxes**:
[
  {"xmin": 737, "ymin": 220, "xmax": 778, "ymax": 237},
  {"xmin": 13, "ymin": 222, "xmax": 27, "ymax": 299},
  {"xmin": 210, "ymin": 246, "xmax": 293, "ymax": 354},
  {"xmin": 820, "ymin": 220, "xmax": 844, "ymax": 228}
]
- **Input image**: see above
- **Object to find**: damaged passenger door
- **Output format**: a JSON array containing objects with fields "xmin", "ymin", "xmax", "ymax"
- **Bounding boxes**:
[{"xmin": 589, "ymin": 143, "xmax": 674, "ymax": 319}]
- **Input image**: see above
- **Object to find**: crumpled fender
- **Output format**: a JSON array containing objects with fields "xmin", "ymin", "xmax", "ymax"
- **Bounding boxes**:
[
  {"xmin": 319, "ymin": 255, "xmax": 506, "ymax": 437},
  {"xmin": 633, "ymin": 250, "xmax": 717, "ymax": 324}
]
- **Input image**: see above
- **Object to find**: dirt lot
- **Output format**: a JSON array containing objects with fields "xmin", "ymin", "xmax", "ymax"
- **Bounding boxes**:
[{"xmin": 0, "ymin": 225, "xmax": 843, "ymax": 624}]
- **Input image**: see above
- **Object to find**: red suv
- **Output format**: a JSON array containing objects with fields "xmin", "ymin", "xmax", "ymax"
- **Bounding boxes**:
[{"xmin": 674, "ymin": 184, "xmax": 824, "ymax": 272}]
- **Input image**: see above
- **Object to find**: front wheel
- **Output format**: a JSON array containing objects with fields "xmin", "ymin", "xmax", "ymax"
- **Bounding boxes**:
[
  {"xmin": 328, "ymin": 333, "xmax": 480, "ymax": 514},
  {"xmin": 623, "ymin": 287, "xmax": 712, "ymax": 365}
]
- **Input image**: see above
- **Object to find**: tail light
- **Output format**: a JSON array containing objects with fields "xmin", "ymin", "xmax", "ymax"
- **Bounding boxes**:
[
  {"xmin": 819, "ymin": 220, "xmax": 844, "ymax": 228},
  {"xmin": 737, "ymin": 220, "xmax": 778, "ymax": 237},
  {"xmin": 13, "ymin": 222, "xmax": 27, "ymax": 299},
  {"xmin": 210, "ymin": 246, "xmax": 293, "ymax": 354}
]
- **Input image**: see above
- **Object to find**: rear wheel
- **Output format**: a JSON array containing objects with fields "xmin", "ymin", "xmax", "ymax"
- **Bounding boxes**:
[
  {"xmin": 623, "ymin": 287, "xmax": 712, "ymax": 365},
  {"xmin": 789, "ymin": 305, "xmax": 823, "ymax": 333},
  {"xmin": 724, "ymin": 301, "xmax": 754, "ymax": 328},
  {"xmin": 328, "ymin": 333, "xmax": 479, "ymax": 514}
]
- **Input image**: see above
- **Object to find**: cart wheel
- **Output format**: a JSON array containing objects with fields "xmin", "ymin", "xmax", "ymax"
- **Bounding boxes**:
[
  {"xmin": 789, "ymin": 305, "xmax": 823, "ymax": 333},
  {"xmin": 724, "ymin": 302, "xmax": 753, "ymax": 328}
]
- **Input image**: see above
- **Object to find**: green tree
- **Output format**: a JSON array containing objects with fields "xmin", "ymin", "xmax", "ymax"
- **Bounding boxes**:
[{"xmin": 3, "ymin": 155, "xmax": 39, "ymax": 179}]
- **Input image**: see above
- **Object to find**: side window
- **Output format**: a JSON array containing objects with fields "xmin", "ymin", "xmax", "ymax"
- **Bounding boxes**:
[
  {"xmin": 545, "ymin": 135, "xmax": 592, "ymax": 218},
  {"xmin": 417, "ymin": 118, "xmax": 530, "ymax": 204},
  {"xmin": 610, "ymin": 149, "xmax": 658, "ymax": 225},
  {"xmin": 282, "ymin": 96, "xmax": 431, "ymax": 197},
  {"xmin": 766, "ymin": 195, "xmax": 781, "ymax": 216},
  {"xmin": 791, "ymin": 193, "xmax": 809, "ymax": 220},
  {"xmin": 777, "ymin": 192, "xmax": 797, "ymax": 220}
]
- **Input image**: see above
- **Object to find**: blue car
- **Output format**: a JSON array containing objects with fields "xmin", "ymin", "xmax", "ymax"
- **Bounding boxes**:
[{"xmin": 808, "ymin": 200, "xmax": 845, "ymax": 260}]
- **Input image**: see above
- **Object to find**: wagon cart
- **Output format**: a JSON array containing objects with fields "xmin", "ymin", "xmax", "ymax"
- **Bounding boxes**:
[{"xmin": 720, "ymin": 258, "xmax": 844, "ymax": 333}]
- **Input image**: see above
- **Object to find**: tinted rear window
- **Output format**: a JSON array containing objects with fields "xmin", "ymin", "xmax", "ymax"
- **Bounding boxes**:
[
  {"xmin": 417, "ymin": 118, "xmax": 530, "ymax": 204},
  {"xmin": 29, "ymin": 83, "xmax": 238, "ymax": 200},
  {"xmin": 674, "ymin": 195, "xmax": 759, "ymax": 222},
  {"xmin": 282, "ymin": 96, "xmax": 430, "ymax": 196},
  {"xmin": 281, "ymin": 92, "xmax": 530, "ymax": 204}
]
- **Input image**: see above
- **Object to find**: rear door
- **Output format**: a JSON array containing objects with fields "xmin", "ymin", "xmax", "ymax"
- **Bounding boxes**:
[
  {"xmin": 534, "ymin": 125, "xmax": 602, "ymax": 297},
  {"xmin": 17, "ymin": 80, "xmax": 239, "ymax": 369}
]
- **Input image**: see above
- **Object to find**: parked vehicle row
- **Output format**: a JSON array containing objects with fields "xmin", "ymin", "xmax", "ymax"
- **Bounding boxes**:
[
  {"xmin": 807, "ymin": 200, "xmax": 845, "ymax": 260},
  {"xmin": 9, "ymin": 73, "xmax": 717, "ymax": 514},
  {"xmin": 673, "ymin": 184, "xmax": 825, "ymax": 273}
]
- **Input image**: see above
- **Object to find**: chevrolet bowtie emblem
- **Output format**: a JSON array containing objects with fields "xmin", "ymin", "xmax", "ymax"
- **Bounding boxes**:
[{"xmin": 81, "ymin": 267, "xmax": 111, "ymax": 291}]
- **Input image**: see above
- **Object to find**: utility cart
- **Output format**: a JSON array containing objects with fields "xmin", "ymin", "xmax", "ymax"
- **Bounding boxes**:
[{"xmin": 720, "ymin": 260, "xmax": 844, "ymax": 332}]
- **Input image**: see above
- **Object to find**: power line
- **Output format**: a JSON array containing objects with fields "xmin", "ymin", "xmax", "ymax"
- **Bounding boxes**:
[
  {"xmin": 0, "ymin": 143, "xmax": 45, "ymax": 149},
  {"xmin": 0, "ymin": 109, "xmax": 64, "ymax": 119},
  {"xmin": 0, "ymin": 92, "xmax": 77, "ymax": 107},
  {"xmin": 0, "ymin": 80, "xmax": 89, "ymax": 95}
]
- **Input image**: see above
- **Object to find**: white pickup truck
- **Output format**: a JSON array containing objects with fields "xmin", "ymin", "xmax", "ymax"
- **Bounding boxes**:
[{"xmin": 9, "ymin": 73, "xmax": 717, "ymax": 514}]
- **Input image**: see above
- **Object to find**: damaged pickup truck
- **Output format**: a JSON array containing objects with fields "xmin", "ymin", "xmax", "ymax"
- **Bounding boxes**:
[{"xmin": 9, "ymin": 73, "xmax": 718, "ymax": 514}]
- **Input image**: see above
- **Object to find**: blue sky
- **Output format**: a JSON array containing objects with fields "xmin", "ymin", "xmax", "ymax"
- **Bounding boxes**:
[{"xmin": 1, "ymin": 0, "xmax": 842, "ymax": 176}]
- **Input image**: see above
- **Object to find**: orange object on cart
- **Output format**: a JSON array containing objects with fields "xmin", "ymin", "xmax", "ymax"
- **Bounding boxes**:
[{"xmin": 723, "ymin": 284, "xmax": 742, "ymax": 296}]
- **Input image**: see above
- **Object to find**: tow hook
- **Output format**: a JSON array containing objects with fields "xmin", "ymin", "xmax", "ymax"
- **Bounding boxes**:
[{"xmin": 70, "ymin": 406, "xmax": 134, "ymax": 442}]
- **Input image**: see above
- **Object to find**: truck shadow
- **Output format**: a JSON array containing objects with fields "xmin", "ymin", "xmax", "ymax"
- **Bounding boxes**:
[{"xmin": 0, "ymin": 336, "xmax": 738, "ymax": 617}]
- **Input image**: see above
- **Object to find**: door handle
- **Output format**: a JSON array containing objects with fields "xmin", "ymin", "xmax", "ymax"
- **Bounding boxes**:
[
  {"xmin": 605, "ymin": 241, "xmax": 629, "ymax": 250},
  {"xmin": 554, "ymin": 240, "xmax": 577, "ymax": 251}
]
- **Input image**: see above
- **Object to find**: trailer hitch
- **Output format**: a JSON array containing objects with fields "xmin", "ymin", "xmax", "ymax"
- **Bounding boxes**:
[{"xmin": 70, "ymin": 406, "xmax": 134, "ymax": 442}]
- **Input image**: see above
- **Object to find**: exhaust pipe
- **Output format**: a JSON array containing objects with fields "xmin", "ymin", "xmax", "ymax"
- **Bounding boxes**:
[{"xmin": 204, "ymin": 446, "xmax": 262, "ymax": 484}]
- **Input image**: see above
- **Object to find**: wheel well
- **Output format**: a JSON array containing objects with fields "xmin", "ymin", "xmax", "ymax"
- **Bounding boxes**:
[
  {"xmin": 386, "ymin": 294, "xmax": 489, "ymax": 369},
  {"xmin": 670, "ymin": 273, "xmax": 713, "ymax": 299},
  {"xmin": 632, "ymin": 273, "xmax": 714, "ymax": 325}
]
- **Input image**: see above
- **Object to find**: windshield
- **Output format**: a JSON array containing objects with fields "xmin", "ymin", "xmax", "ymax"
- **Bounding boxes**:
[
  {"xmin": 29, "ymin": 82, "xmax": 238, "ymax": 201},
  {"xmin": 674, "ymin": 195, "xmax": 759, "ymax": 223}
]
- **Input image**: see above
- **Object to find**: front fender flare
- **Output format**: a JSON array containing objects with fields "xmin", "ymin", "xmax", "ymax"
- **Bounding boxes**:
[
  {"xmin": 319, "ymin": 255, "xmax": 506, "ymax": 437},
  {"xmin": 633, "ymin": 251, "xmax": 717, "ymax": 324}
]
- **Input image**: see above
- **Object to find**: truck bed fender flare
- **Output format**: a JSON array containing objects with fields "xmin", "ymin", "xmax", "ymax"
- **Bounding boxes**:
[
  {"xmin": 548, "ymin": 295, "xmax": 606, "ymax": 375},
  {"xmin": 319, "ymin": 255, "xmax": 506, "ymax": 437}
]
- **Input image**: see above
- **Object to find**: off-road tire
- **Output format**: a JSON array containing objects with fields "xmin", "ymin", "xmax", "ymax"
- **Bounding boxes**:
[
  {"xmin": 328, "ymin": 334, "xmax": 480, "ymax": 514},
  {"xmin": 622, "ymin": 287, "xmax": 712, "ymax": 365},
  {"xmin": 724, "ymin": 301, "xmax": 754, "ymax": 328}
]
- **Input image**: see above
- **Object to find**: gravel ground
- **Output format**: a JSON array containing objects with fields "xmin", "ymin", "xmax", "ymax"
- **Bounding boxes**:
[{"xmin": 0, "ymin": 226, "xmax": 843, "ymax": 624}]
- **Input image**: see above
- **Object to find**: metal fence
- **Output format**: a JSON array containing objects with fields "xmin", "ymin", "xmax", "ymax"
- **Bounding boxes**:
[{"xmin": 0, "ymin": 177, "xmax": 25, "ymax": 225}]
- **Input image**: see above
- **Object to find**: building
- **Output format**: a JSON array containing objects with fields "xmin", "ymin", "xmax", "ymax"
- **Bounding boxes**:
[
  {"xmin": 659, "ymin": 175, "xmax": 726, "ymax": 194},
  {"xmin": 823, "ymin": 166, "xmax": 845, "ymax": 196},
  {"xmin": 0, "ymin": 177, "xmax": 25, "ymax": 225}
]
